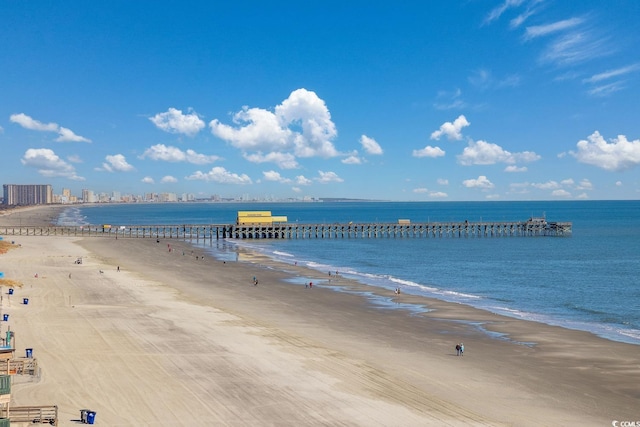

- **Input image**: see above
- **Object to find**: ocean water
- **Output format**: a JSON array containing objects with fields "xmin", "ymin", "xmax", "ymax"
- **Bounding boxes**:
[{"xmin": 57, "ymin": 201, "xmax": 640, "ymax": 345}]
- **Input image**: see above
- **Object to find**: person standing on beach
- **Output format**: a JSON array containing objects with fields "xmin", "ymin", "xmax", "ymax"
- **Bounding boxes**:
[
  {"xmin": 460, "ymin": 343, "xmax": 464, "ymax": 356},
  {"xmin": 455, "ymin": 344, "xmax": 460, "ymax": 356}
]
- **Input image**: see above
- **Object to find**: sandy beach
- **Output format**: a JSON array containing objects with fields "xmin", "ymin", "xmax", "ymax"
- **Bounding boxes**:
[{"xmin": 0, "ymin": 206, "xmax": 638, "ymax": 426}]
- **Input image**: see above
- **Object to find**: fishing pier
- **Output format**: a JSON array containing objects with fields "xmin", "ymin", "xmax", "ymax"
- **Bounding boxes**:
[{"xmin": 0, "ymin": 218, "xmax": 572, "ymax": 240}]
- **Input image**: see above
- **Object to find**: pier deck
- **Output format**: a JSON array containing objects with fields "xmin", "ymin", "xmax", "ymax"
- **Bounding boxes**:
[{"xmin": 0, "ymin": 220, "xmax": 572, "ymax": 240}]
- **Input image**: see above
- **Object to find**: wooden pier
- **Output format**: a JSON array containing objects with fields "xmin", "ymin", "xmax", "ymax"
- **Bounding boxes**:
[{"xmin": 0, "ymin": 219, "xmax": 572, "ymax": 240}]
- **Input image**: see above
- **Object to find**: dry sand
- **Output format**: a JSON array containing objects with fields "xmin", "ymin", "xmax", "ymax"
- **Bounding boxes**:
[{"xmin": 0, "ymin": 206, "xmax": 638, "ymax": 426}]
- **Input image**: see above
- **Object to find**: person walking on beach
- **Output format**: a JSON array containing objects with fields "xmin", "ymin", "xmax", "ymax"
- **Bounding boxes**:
[
  {"xmin": 459, "ymin": 343, "xmax": 464, "ymax": 356},
  {"xmin": 455, "ymin": 343, "xmax": 461, "ymax": 356}
]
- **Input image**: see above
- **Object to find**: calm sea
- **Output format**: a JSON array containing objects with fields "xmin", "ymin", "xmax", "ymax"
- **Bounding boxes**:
[{"xmin": 57, "ymin": 200, "xmax": 640, "ymax": 345}]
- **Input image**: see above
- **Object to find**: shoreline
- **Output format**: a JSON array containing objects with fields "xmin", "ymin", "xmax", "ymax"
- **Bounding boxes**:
[
  {"xmin": 1, "ymin": 204, "xmax": 639, "ymax": 347},
  {"xmin": 1, "ymin": 232, "xmax": 638, "ymax": 424}
]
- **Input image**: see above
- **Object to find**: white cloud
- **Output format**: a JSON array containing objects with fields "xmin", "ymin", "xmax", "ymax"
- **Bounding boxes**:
[
  {"xmin": 587, "ymin": 82, "xmax": 625, "ymax": 97},
  {"xmin": 462, "ymin": 175, "xmax": 494, "ymax": 189},
  {"xmin": 458, "ymin": 140, "xmax": 540, "ymax": 165},
  {"xmin": 525, "ymin": 17, "xmax": 584, "ymax": 40},
  {"xmin": 616, "ymin": 181, "xmax": 622, "ymax": 186},
  {"xmin": 21, "ymin": 148, "xmax": 84, "ymax": 180},
  {"xmin": 484, "ymin": 0, "xmax": 526, "ymax": 25},
  {"xmin": 413, "ymin": 187, "xmax": 428, "ymax": 193},
  {"xmin": 412, "ymin": 146, "xmax": 445, "ymax": 158},
  {"xmin": 560, "ymin": 178, "xmax": 574, "ymax": 186},
  {"xmin": 342, "ymin": 155, "xmax": 362, "ymax": 164},
  {"xmin": 186, "ymin": 166, "xmax": 252, "ymax": 184},
  {"xmin": 429, "ymin": 191, "xmax": 448, "ymax": 198},
  {"xmin": 295, "ymin": 175, "xmax": 312, "ymax": 186},
  {"xmin": 243, "ymin": 152, "xmax": 299, "ymax": 169},
  {"xmin": 142, "ymin": 177, "xmax": 155, "ymax": 184},
  {"xmin": 576, "ymin": 178, "xmax": 593, "ymax": 190},
  {"xmin": 10, "ymin": 113, "xmax": 58, "ymax": 131},
  {"xmin": 149, "ymin": 108, "xmax": 205, "ymax": 136},
  {"xmin": 10, "ymin": 113, "xmax": 90, "ymax": 142},
  {"xmin": 504, "ymin": 165, "xmax": 527, "ymax": 172},
  {"xmin": 532, "ymin": 180, "xmax": 559, "ymax": 190},
  {"xmin": 540, "ymin": 30, "xmax": 608, "ymax": 66},
  {"xmin": 437, "ymin": 178, "xmax": 449, "ymax": 185},
  {"xmin": 161, "ymin": 176, "xmax": 178, "ymax": 183},
  {"xmin": 552, "ymin": 189, "xmax": 571, "ymax": 197},
  {"xmin": 292, "ymin": 187, "xmax": 302, "ymax": 193},
  {"xmin": 140, "ymin": 144, "xmax": 219, "ymax": 164},
  {"xmin": 263, "ymin": 170, "xmax": 291, "ymax": 183},
  {"xmin": 583, "ymin": 64, "xmax": 640, "ymax": 83},
  {"xmin": 360, "ymin": 135, "xmax": 383, "ymax": 155},
  {"xmin": 101, "ymin": 154, "xmax": 135, "ymax": 172},
  {"xmin": 571, "ymin": 131, "xmax": 640, "ymax": 171},
  {"xmin": 430, "ymin": 115, "xmax": 470, "ymax": 141},
  {"xmin": 576, "ymin": 192, "xmax": 589, "ymax": 199},
  {"xmin": 434, "ymin": 88, "xmax": 467, "ymax": 110},
  {"xmin": 56, "ymin": 127, "xmax": 91, "ymax": 142},
  {"xmin": 316, "ymin": 171, "xmax": 343, "ymax": 183},
  {"xmin": 210, "ymin": 89, "xmax": 338, "ymax": 167},
  {"xmin": 67, "ymin": 155, "xmax": 82, "ymax": 163}
]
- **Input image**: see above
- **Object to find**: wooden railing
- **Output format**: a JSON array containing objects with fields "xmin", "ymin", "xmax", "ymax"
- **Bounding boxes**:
[{"xmin": 4, "ymin": 405, "xmax": 57, "ymax": 425}]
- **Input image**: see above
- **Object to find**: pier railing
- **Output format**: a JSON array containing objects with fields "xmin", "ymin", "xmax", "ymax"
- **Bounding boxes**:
[{"xmin": 0, "ymin": 220, "xmax": 572, "ymax": 240}]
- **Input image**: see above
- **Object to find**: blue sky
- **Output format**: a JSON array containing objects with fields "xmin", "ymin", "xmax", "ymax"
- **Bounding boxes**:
[{"xmin": 1, "ymin": 1, "xmax": 639, "ymax": 201}]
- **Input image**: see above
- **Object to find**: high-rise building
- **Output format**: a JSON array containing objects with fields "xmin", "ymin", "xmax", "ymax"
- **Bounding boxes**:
[{"xmin": 2, "ymin": 184, "xmax": 53, "ymax": 206}]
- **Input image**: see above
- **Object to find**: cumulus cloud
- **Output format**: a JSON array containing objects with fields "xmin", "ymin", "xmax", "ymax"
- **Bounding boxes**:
[
  {"xmin": 413, "ymin": 187, "xmax": 428, "ymax": 193},
  {"xmin": 570, "ymin": 131, "xmax": 640, "ymax": 171},
  {"xmin": 161, "ymin": 176, "xmax": 178, "ymax": 183},
  {"xmin": 531, "ymin": 180, "xmax": 559, "ymax": 190},
  {"xmin": 101, "ymin": 154, "xmax": 135, "ymax": 172},
  {"xmin": 10, "ymin": 113, "xmax": 58, "ymax": 131},
  {"xmin": 430, "ymin": 115, "xmax": 470, "ymax": 141},
  {"xmin": 316, "ymin": 171, "xmax": 343, "ymax": 183},
  {"xmin": 462, "ymin": 175, "xmax": 494, "ymax": 189},
  {"xmin": 186, "ymin": 166, "xmax": 252, "ymax": 184},
  {"xmin": 295, "ymin": 175, "xmax": 312, "ymax": 186},
  {"xmin": 341, "ymin": 155, "xmax": 363, "ymax": 164},
  {"xmin": 243, "ymin": 151, "xmax": 299, "ymax": 169},
  {"xmin": 55, "ymin": 127, "xmax": 91, "ymax": 142},
  {"xmin": 412, "ymin": 146, "xmax": 445, "ymax": 158},
  {"xmin": 360, "ymin": 135, "xmax": 383, "ymax": 155},
  {"xmin": 552, "ymin": 189, "xmax": 571, "ymax": 197},
  {"xmin": 210, "ymin": 89, "xmax": 338, "ymax": 167},
  {"xmin": 10, "ymin": 113, "xmax": 91, "ymax": 142},
  {"xmin": 429, "ymin": 191, "xmax": 448, "ymax": 198},
  {"xmin": 140, "ymin": 144, "xmax": 219, "ymax": 164},
  {"xmin": 149, "ymin": 108, "xmax": 205, "ymax": 136},
  {"xmin": 505, "ymin": 165, "xmax": 528, "ymax": 172},
  {"xmin": 21, "ymin": 148, "xmax": 84, "ymax": 180},
  {"xmin": 576, "ymin": 178, "xmax": 593, "ymax": 190},
  {"xmin": 458, "ymin": 140, "xmax": 540, "ymax": 165},
  {"xmin": 142, "ymin": 177, "xmax": 155, "ymax": 184},
  {"xmin": 437, "ymin": 178, "xmax": 449, "ymax": 185},
  {"xmin": 263, "ymin": 170, "xmax": 291, "ymax": 183}
]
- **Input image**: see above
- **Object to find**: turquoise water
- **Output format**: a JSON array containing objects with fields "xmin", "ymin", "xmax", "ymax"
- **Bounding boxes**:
[{"xmin": 58, "ymin": 200, "xmax": 640, "ymax": 345}]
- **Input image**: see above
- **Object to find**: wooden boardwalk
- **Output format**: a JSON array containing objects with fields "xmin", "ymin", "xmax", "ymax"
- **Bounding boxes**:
[{"xmin": 0, "ymin": 219, "xmax": 572, "ymax": 240}]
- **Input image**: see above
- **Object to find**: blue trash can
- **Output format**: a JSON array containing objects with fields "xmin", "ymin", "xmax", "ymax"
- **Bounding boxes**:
[
  {"xmin": 2, "ymin": 314, "xmax": 8, "ymax": 321},
  {"xmin": 26, "ymin": 348, "xmax": 33, "ymax": 358},
  {"xmin": 8, "ymin": 288, "xmax": 13, "ymax": 295},
  {"xmin": 86, "ymin": 411, "xmax": 96, "ymax": 424},
  {"xmin": 23, "ymin": 298, "xmax": 29, "ymax": 305}
]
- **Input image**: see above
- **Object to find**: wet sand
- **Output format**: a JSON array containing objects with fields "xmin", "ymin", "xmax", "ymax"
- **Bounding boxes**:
[{"xmin": 0, "ymin": 207, "xmax": 638, "ymax": 425}]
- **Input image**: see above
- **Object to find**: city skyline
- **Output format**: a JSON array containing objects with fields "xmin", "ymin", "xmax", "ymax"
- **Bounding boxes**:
[{"xmin": 1, "ymin": 1, "xmax": 639, "ymax": 201}]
